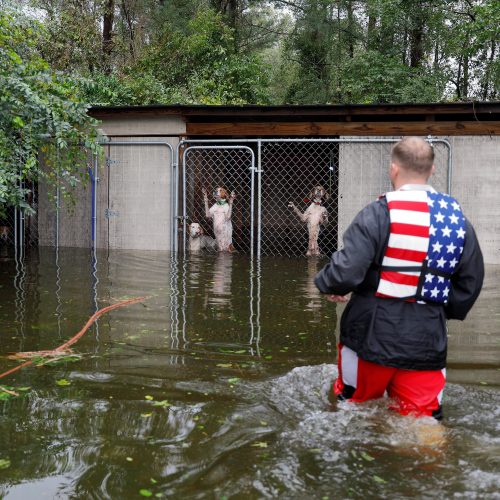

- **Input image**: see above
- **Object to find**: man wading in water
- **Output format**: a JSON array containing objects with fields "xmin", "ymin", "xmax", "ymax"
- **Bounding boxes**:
[{"xmin": 315, "ymin": 137, "xmax": 484, "ymax": 419}]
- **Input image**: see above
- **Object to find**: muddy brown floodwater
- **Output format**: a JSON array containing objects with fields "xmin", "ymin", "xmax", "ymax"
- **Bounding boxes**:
[{"xmin": 0, "ymin": 249, "xmax": 499, "ymax": 499}]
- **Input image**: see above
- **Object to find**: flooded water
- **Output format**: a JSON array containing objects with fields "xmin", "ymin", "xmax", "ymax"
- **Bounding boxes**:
[{"xmin": 0, "ymin": 248, "xmax": 499, "ymax": 499}]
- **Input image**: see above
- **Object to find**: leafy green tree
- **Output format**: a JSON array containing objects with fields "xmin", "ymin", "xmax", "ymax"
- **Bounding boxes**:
[
  {"xmin": 15, "ymin": 0, "xmax": 500, "ymax": 105},
  {"xmin": 144, "ymin": 6, "xmax": 270, "ymax": 103},
  {"xmin": 0, "ymin": 12, "xmax": 101, "ymax": 216}
]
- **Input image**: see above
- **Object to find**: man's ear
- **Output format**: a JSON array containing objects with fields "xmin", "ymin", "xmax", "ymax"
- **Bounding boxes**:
[
  {"xmin": 389, "ymin": 162, "xmax": 399, "ymax": 177},
  {"xmin": 430, "ymin": 164, "xmax": 436, "ymax": 176}
]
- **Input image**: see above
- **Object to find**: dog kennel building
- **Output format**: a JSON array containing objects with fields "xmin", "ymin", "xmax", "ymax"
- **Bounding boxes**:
[{"xmin": 28, "ymin": 102, "xmax": 500, "ymax": 264}]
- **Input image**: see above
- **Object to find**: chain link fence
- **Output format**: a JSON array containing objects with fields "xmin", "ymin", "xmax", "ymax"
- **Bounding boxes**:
[
  {"xmin": 181, "ymin": 138, "xmax": 450, "ymax": 258},
  {"xmin": 260, "ymin": 141, "xmax": 339, "ymax": 257},
  {"xmin": 4, "ymin": 137, "xmax": 450, "ymax": 258},
  {"xmin": 182, "ymin": 146, "xmax": 255, "ymax": 253},
  {"xmin": 0, "ymin": 181, "xmax": 41, "ymax": 259}
]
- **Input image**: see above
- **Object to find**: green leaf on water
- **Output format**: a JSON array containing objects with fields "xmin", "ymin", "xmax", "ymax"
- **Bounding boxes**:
[
  {"xmin": 216, "ymin": 363, "xmax": 233, "ymax": 368},
  {"xmin": 360, "ymin": 451, "xmax": 375, "ymax": 462},
  {"xmin": 126, "ymin": 457, "xmax": 133, "ymax": 462},
  {"xmin": 150, "ymin": 478, "xmax": 157, "ymax": 484},
  {"xmin": 373, "ymin": 475, "xmax": 387, "ymax": 484},
  {"xmin": 145, "ymin": 395, "xmax": 154, "ymax": 400},
  {"xmin": 234, "ymin": 350, "xmax": 246, "ymax": 354},
  {"xmin": 251, "ymin": 441, "xmax": 268, "ymax": 448},
  {"xmin": 479, "ymin": 381, "xmax": 488, "ymax": 385},
  {"xmin": 139, "ymin": 489, "xmax": 153, "ymax": 497},
  {"xmin": 141, "ymin": 413, "xmax": 152, "ymax": 418},
  {"xmin": 351, "ymin": 450, "xmax": 358, "ymax": 458},
  {"xmin": 56, "ymin": 379, "xmax": 71, "ymax": 386},
  {"xmin": 228, "ymin": 378, "xmax": 240, "ymax": 384},
  {"xmin": 152, "ymin": 400, "xmax": 171, "ymax": 408},
  {"xmin": 0, "ymin": 459, "xmax": 11, "ymax": 469}
]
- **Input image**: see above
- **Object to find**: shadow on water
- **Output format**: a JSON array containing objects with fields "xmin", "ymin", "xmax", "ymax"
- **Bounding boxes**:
[{"xmin": 0, "ymin": 248, "xmax": 498, "ymax": 498}]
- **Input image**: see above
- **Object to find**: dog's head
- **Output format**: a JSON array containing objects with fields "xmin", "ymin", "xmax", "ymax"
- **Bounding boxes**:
[
  {"xmin": 213, "ymin": 187, "xmax": 229, "ymax": 201},
  {"xmin": 189, "ymin": 222, "xmax": 204, "ymax": 238},
  {"xmin": 0, "ymin": 226, "xmax": 9, "ymax": 241},
  {"xmin": 309, "ymin": 185, "xmax": 330, "ymax": 201}
]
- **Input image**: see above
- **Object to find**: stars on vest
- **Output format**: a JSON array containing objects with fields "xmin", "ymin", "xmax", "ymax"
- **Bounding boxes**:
[{"xmin": 421, "ymin": 192, "xmax": 466, "ymax": 303}]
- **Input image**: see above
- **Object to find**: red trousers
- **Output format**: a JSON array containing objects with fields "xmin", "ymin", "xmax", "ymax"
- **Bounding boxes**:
[{"xmin": 334, "ymin": 344, "xmax": 446, "ymax": 418}]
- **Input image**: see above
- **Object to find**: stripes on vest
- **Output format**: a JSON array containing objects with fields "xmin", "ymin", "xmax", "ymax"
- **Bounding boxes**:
[
  {"xmin": 375, "ymin": 190, "xmax": 430, "ymax": 301},
  {"xmin": 375, "ymin": 190, "xmax": 466, "ymax": 304}
]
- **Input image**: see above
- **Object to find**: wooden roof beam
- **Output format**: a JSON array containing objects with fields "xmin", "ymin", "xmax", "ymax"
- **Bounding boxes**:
[{"xmin": 186, "ymin": 121, "xmax": 500, "ymax": 137}]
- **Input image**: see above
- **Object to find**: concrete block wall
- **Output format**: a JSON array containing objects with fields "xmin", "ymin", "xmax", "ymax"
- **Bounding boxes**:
[
  {"xmin": 100, "ymin": 136, "xmax": 179, "ymax": 251},
  {"xmin": 447, "ymin": 136, "xmax": 500, "ymax": 265},
  {"xmin": 337, "ymin": 136, "xmax": 499, "ymax": 264},
  {"xmin": 38, "ymin": 115, "xmax": 185, "ymax": 251}
]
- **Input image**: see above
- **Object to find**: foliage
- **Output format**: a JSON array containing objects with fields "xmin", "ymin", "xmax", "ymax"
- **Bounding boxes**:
[
  {"xmin": 10, "ymin": 0, "xmax": 500, "ymax": 107},
  {"xmin": 0, "ymin": 12, "xmax": 101, "ymax": 216},
  {"xmin": 80, "ymin": 6, "xmax": 270, "ymax": 105},
  {"xmin": 270, "ymin": 0, "xmax": 499, "ymax": 104}
]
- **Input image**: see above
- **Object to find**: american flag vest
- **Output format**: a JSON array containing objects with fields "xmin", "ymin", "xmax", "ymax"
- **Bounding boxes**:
[{"xmin": 375, "ymin": 190, "xmax": 466, "ymax": 304}]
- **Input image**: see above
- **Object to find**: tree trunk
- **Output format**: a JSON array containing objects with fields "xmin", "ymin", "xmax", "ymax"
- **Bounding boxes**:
[
  {"xmin": 409, "ymin": 17, "xmax": 425, "ymax": 67},
  {"xmin": 121, "ymin": 0, "xmax": 136, "ymax": 61},
  {"xmin": 455, "ymin": 56, "xmax": 462, "ymax": 100},
  {"xmin": 402, "ymin": 25, "xmax": 408, "ymax": 65},
  {"xmin": 211, "ymin": 0, "xmax": 239, "ymax": 28},
  {"xmin": 102, "ymin": 0, "xmax": 115, "ymax": 74},
  {"xmin": 481, "ymin": 40, "xmax": 496, "ymax": 100},
  {"xmin": 347, "ymin": 0, "xmax": 354, "ymax": 58},
  {"xmin": 433, "ymin": 35, "xmax": 439, "ymax": 71},
  {"xmin": 367, "ymin": 10, "xmax": 376, "ymax": 50},
  {"xmin": 462, "ymin": 52, "xmax": 469, "ymax": 99}
]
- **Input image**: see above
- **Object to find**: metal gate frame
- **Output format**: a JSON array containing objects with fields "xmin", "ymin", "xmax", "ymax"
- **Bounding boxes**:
[
  {"xmin": 93, "ymin": 140, "xmax": 174, "ymax": 254},
  {"xmin": 175, "ymin": 137, "xmax": 452, "ymax": 257},
  {"xmin": 181, "ymin": 145, "xmax": 256, "ymax": 255}
]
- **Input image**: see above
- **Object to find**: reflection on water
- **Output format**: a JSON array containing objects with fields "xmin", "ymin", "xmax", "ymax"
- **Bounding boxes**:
[
  {"xmin": 209, "ymin": 253, "xmax": 233, "ymax": 307},
  {"xmin": 0, "ymin": 248, "xmax": 498, "ymax": 498}
]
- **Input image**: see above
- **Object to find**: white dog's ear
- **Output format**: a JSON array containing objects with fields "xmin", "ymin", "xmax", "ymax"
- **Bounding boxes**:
[
  {"xmin": 308, "ymin": 190, "xmax": 314, "ymax": 200},
  {"xmin": 324, "ymin": 189, "xmax": 330, "ymax": 200}
]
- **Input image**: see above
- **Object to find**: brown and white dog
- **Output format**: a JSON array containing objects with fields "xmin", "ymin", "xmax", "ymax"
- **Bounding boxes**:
[
  {"xmin": 203, "ymin": 187, "xmax": 236, "ymax": 252},
  {"xmin": 289, "ymin": 185, "xmax": 329, "ymax": 256},
  {"xmin": 0, "ymin": 226, "xmax": 9, "ymax": 243},
  {"xmin": 188, "ymin": 222, "xmax": 217, "ymax": 253}
]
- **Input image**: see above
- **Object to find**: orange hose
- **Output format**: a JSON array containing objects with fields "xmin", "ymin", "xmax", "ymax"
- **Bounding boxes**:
[{"xmin": 0, "ymin": 296, "xmax": 146, "ymax": 380}]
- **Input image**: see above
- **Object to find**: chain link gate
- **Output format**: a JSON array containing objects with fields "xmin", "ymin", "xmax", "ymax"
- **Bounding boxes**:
[
  {"xmin": 179, "ymin": 137, "xmax": 451, "ymax": 258},
  {"xmin": 181, "ymin": 146, "xmax": 256, "ymax": 254}
]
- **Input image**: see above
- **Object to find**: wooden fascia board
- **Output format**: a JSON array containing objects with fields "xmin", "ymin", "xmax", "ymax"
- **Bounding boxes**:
[{"xmin": 186, "ymin": 121, "xmax": 500, "ymax": 136}]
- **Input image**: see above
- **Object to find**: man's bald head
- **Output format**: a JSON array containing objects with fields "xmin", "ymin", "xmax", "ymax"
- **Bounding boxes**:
[{"xmin": 391, "ymin": 137, "xmax": 434, "ymax": 177}]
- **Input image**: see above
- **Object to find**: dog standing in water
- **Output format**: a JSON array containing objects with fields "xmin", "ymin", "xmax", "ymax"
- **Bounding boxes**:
[
  {"xmin": 188, "ymin": 222, "xmax": 217, "ymax": 253},
  {"xmin": 203, "ymin": 187, "xmax": 236, "ymax": 252},
  {"xmin": 289, "ymin": 185, "xmax": 329, "ymax": 256}
]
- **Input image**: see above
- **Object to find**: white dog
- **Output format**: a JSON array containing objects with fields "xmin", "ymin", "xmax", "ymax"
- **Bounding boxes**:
[
  {"xmin": 188, "ymin": 222, "xmax": 217, "ymax": 253},
  {"xmin": 289, "ymin": 185, "xmax": 329, "ymax": 256},
  {"xmin": 203, "ymin": 187, "xmax": 236, "ymax": 252}
]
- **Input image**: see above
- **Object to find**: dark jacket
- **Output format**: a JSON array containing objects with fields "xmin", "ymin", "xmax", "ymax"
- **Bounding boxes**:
[{"xmin": 314, "ymin": 194, "xmax": 484, "ymax": 370}]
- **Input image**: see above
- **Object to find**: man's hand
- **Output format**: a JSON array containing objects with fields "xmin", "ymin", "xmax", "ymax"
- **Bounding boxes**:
[{"xmin": 325, "ymin": 294, "xmax": 349, "ymax": 303}]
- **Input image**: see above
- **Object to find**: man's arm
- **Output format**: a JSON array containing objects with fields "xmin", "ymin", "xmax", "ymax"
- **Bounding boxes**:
[
  {"xmin": 444, "ymin": 219, "xmax": 484, "ymax": 320},
  {"xmin": 314, "ymin": 200, "xmax": 387, "ymax": 296}
]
